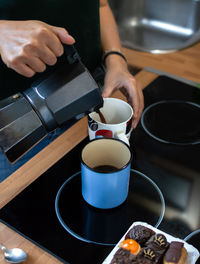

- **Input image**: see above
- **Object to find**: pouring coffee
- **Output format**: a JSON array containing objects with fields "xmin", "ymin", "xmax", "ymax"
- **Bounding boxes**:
[
  {"xmin": 96, "ymin": 109, "xmax": 107, "ymax": 124},
  {"xmin": 0, "ymin": 45, "xmax": 103, "ymax": 163},
  {"xmin": 88, "ymin": 98, "xmax": 133, "ymax": 145}
]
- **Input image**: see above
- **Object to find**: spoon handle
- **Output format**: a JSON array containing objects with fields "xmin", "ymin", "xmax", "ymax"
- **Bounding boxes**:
[{"xmin": 0, "ymin": 243, "xmax": 7, "ymax": 252}]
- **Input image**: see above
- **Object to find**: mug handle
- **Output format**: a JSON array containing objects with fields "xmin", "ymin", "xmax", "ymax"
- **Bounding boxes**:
[{"xmin": 115, "ymin": 131, "xmax": 130, "ymax": 145}]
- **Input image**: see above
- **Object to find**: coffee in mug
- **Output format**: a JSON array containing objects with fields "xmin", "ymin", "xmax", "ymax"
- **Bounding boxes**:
[
  {"xmin": 93, "ymin": 165, "xmax": 119, "ymax": 173},
  {"xmin": 88, "ymin": 98, "xmax": 133, "ymax": 145}
]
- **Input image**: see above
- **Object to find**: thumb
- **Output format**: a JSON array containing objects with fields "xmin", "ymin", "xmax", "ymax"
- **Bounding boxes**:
[
  {"xmin": 102, "ymin": 86, "xmax": 112, "ymax": 98},
  {"xmin": 102, "ymin": 81, "xmax": 115, "ymax": 98},
  {"xmin": 51, "ymin": 26, "xmax": 75, "ymax": 45}
]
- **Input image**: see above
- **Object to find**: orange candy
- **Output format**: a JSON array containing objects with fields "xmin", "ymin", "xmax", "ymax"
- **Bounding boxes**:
[{"xmin": 120, "ymin": 239, "xmax": 141, "ymax": 255}]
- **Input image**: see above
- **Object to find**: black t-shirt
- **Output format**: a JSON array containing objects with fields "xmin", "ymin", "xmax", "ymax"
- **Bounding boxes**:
[{"xmin": 0, "ymin": 0, "xmax": 101, "ymax": 99}]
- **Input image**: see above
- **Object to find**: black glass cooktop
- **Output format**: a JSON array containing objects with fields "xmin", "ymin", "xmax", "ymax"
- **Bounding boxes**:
[
  {"xmin": 55, "ymin": 169, "xmax": 165, "ymax": 246},
  {"xmin": 141, "ymin": 100, "xmax": 200, "ymax": 145},
  {"xmin": 0, "ymin": 75, "xmax": 200, "ymax": 264}
]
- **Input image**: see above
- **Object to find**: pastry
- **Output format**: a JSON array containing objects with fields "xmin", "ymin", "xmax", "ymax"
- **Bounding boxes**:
[
  {"xmin": 142, "ymin": 233, "xmax": 169, "ymax": 263},
  {"xmin": 135, "ymin": 255, "xmax": 155, "ymax": 264},
  {"xmin": 139, "ymin": 246, "xmax": 165, "ymax": 264},
  {"xmin": 120, "ymin": 239, "xmax": 141, "ymax": 255},
  {"xmin": 110, "ymin": 239, "xmax": 141, "ymax": 264},
  {"xmin": 110, "ymin": 247, "xmax": 154, "ymax": 264},
  {"xmin": 109, "ymin": 226, "xmax": 190, "ymax": 264},
  {"xmin": 110, "ymin": 248, "xmax": 137, "ymax": 264},
  {"xmin": 125, "ymin": 225, "xmax": 155, "ymax": 246},
  {"xmin": 146, "ymin": 233, "xmax": 169, "ymax": 249},
  {"xmin": 163, "ymin": 241, "xmax": 188, "ymax": 264}
]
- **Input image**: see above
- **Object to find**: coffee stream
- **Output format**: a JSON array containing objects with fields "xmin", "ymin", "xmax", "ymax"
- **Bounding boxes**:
[
  {"xmin": 93, "ymin": 165, "xmax": 119, "ymax": 173},
  {"xmin": 96, "ymin": 109, "xmax": 106, "ymax": 124}
]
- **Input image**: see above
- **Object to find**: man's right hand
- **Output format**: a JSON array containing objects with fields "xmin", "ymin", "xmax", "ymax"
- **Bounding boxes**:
[{"xmin": 0, "ymin": 20, "xmax": 75, "ymax": 77}]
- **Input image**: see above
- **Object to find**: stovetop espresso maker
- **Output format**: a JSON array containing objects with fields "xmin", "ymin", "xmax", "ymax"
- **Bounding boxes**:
[{"xmin": 0, "ymin": 45, "xmax": 103, "ymax": 163}]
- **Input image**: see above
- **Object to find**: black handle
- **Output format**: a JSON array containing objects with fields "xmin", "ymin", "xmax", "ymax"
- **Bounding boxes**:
[{"xmin": 63, "ymin": 44, "xmax": 81, "ymax": 64}]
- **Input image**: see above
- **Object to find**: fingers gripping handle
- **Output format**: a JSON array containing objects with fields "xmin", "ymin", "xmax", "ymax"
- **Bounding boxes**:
[{"xmin": 115, "ymin": 131, "xmax": 130, "ymax": 145}]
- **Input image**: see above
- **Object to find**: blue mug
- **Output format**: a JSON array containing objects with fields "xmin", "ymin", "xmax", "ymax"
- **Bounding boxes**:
[{"xmin": 81, "ymin": 138, "xmax": 132, "ymax": 209}]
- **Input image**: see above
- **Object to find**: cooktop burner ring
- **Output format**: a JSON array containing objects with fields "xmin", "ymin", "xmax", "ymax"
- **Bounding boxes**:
[
  {"xmin": 55, "ymin": 169, "xmax": 165, "ymax": 246},
  {"xmin": 184, "ymin": 229, "xmax": 200, "ymax": 241},
  {"xmin": 184, "ymin": 229, "xmax": 200, "ymax": 255},
  {"xmin": 141, "ymin": 100, "xmax": 200, "ymax": 146}
]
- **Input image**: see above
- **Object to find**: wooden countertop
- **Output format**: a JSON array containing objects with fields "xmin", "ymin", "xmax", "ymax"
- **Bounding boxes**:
[
  {"xmin": 123, "ymin": 41, "xmax": 200, "ymax": 84},
  {"xmin": 0, "ymin": 42, "xmax": 200, "ymax": 263}
]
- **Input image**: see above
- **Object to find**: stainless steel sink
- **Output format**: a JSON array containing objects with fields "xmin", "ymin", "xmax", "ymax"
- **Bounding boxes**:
[{"xmin": 109, "ymin": 0, "xmax": 200, "ymax": 53}]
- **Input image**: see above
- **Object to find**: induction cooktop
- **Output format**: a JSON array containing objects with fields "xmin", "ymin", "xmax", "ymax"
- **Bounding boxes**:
[{"xmin": 0, "ymin": 75, "xmax": 200, "ymax": 264}]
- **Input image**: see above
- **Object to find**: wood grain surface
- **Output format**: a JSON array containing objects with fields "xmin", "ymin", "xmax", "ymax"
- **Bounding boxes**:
[
  {"xmin": 0, "ymin": 222, "xmax": 62, "ymax": 263},
  {"xmin": 123, "ymin": 42, "xmax": 200, "ymax": 84}
]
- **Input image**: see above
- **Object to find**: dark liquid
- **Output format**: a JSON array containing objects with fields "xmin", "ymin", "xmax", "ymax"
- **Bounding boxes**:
[
  {"xmin": 96, "ymin": 109, "xmax": 106, "ymax": 124},
  {"xmin": 93, "ymin": 165, "xmax": 119, "ymax": 173}
]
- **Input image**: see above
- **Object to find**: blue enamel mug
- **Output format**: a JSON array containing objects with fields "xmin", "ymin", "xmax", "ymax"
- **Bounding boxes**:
[{"xmin": 81, "ymin": 138, "xmax": 132, "ymax": 209}]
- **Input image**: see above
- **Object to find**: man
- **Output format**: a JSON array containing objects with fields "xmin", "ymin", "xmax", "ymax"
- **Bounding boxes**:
[{"xmin": 0, "ymin": 0, "xmax": 144, "ymax": 180}]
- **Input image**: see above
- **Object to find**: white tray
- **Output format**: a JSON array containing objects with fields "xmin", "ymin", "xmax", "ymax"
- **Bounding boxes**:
[{"xmin": 102, "ymin": 221, "xmax": 200, "ymax": 264}]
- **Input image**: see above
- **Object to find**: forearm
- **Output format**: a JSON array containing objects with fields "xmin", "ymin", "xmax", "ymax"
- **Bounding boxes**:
[
  {"xmin": 100, "ymin": 0, "xmax": 127, "ymax": 69},
  {"xmin": 99, "ymin": 1, "xmax": 144, "ymax": 128}
]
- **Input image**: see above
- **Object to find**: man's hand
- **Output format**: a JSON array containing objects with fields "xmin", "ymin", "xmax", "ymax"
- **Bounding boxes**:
[
  {"xmin": 100, "ymin": 0, "xmax": 144, "ymax": 128},
  {"xmin": 102, "ymin": 55, "xmax": 144, "ymax": 129},
  {"xmin": 0, "ymin": 20, "xmax": 75, "ymax": 77}
]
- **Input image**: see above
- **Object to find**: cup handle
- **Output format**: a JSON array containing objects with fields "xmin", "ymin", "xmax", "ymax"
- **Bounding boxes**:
[{"xmin": 115, "ymin": 131, "xmax": 130, "ymax": 145}]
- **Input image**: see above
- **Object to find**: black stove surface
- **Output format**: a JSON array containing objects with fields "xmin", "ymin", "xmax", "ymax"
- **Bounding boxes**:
[
  {"xmin": 54, "ymin": 169, "xmax": 165, "ymax": 246},
  {"xmin": 132, "ymin": 76, "xmax": 200, "ymax": 236},
  {"xmin": 0, "ymin": 75, "xmax": 200, "ymax": 264}
]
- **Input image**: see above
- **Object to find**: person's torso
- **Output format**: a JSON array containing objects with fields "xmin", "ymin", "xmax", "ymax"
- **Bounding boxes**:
[{"xmin": 0, "ymin": 0, "xmax": 101, "ymax": 99}]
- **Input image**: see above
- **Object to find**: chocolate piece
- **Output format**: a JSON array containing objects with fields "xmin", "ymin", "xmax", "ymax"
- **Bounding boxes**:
[
  {"xmin": 165, "ymin": 241, "xmax": 184, "ymax": 263},
  {"xmin": 143, "ymin": 234, "xmax": 169, "ymax": 263},
  {"xmin": 140, "ymin": 246, "xmax": 164, "ymax": 264},
  {"xmin": 146, "ymin": 233, "xmax": 169, "ymax": 250},
  {"xmin": 135, "ymin": 255, "xmax": 154, "ymax": 264},
  {"xmin": 141, "ymin": 247, "xmax": 156, "ymax": 261},
  {"xmin": 125, "ymin": 225, "xmax": 155, "ymax": 246},
  {"xmin": 110, "ymin": 247, "xmax": 155, "ymax": 264},
  {"xmin": 110, "ymin": 248, "xmax": 138, "ymax": 264}
]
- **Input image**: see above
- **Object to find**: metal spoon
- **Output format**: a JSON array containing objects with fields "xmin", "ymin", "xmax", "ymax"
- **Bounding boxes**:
[{"xmin": 0, "ymin": 243, "xmax": 27, "ymax": 263}]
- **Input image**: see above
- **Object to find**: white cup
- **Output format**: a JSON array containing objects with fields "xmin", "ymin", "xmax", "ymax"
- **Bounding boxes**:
[{"xmin": 88, "ymin": 98, "xmax": 133, "ymax": 145}]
